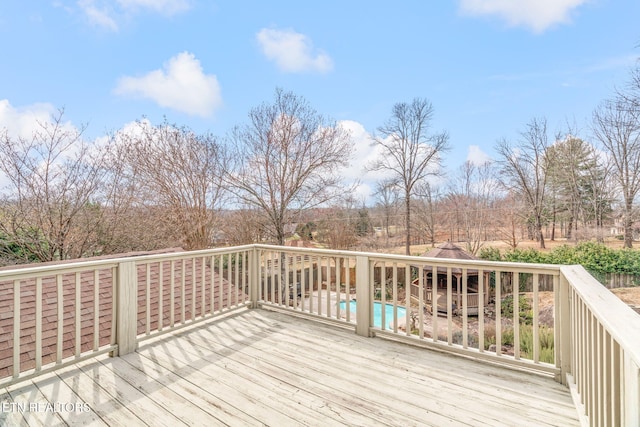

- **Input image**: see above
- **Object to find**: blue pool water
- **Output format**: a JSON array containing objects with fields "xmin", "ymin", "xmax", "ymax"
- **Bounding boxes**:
[{"xmin": 339, "ymin": 300, "xmax": 407, "ymax": 329}]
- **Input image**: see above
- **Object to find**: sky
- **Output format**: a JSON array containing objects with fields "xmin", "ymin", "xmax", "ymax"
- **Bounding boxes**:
[{"xmin": 0, "ymin": 0, "xmax": 639, "ymax": 201}]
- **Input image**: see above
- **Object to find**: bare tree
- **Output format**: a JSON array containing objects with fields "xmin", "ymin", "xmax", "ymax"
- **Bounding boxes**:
[
  {"xmin": 225, "ymin": 88, "xmax": 353, "ymax": 246},
  {"xmin": 220, "ymin": 207, "xmax": 267, "ymax": 246},
  {"xmin": 447, "ymin": 161, "xmax": 499, "ymax": 255},
  {"xmin": 117, "ymin": 120, "xmax": 227, "ymax": 250},
  {"xmin": 373, "ymin": 178, "xmax": 400, "ymax": 246},
  {"xmin": 496, "ymin": 117, "xmax": 550, "ymax": 249},
  {"xmin": 369, "ymin": 98, "xmax": 449, "ymax": 255},
  {"xmin": 318, "ymin": 197, "xmax": 360, "ymax": 250},
  {"xmin": 90, "ymin": 135, "xmax": 169, "ymax": 254},
  {"xmin": 582, "ymin": 144, "xmax": 614, "ymax": 242},
  {"xmin": 0, "ymin": 109, "xmax": 107, "ymax": 262},
  {"xmin": 413, "ymin": 181, "xmax": 440, "ymax": 248},
  {"xmin": 494, "ymin": 191, "xmax": 524, "ymax": 249},
  {"xmin": 592, "ymin": 95, "xmax": 640, "ymax": 248}
]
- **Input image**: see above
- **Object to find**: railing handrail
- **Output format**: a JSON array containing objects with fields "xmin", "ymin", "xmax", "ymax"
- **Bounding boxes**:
[
  {"xmin": 561, "ymin": 264, "xmax": 640, "ymax": 367},
  {"xmin": 0, "ymin": 245, "xmax": 257, "ymax": 282},
  {"xmin": 0, "ymin": 244, "xmax": 565, "ymax": 281},
  {"xmin": 0, "ymin": 259, "xmax": 121, "ymax": 281},
  {"xmin": 252, "ymin": 243, "xmax": 563, "ymax": 275},
  {"xmin": 129, "ymin": 244, "xmax": 256, "ymax": 264}
]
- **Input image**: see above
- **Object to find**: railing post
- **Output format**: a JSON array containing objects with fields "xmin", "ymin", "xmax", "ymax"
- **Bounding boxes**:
[
  {"xmin": 355, "ymin": 255, "xmax": 372, "ymax": 337},
  {"xmin": 113, "ymin": 260, "xmax": 138, "ymax": 356},
  {"xmin": 623, "ymin": 354, "xmax": 640, "ymax": 425},
  {"xmin": 556, "ymin": 270, "xmax": 571, "ymax": 385},
  {"xmin": 249, "ymin": 246, "xmax": 260, "ymax": 308}
]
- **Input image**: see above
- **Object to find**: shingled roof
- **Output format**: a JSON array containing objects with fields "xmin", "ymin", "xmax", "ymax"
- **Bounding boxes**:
[
  {"xmin": 0, "ymin": 249, "xmax": 236, "ymax": 379},
  {"xmin": 421, "ymin": 242, "xmax": 482, "ymax": 275},
  {"xmin": 422, "ymin": 242, "xmax": 478, "ymax": 260}
]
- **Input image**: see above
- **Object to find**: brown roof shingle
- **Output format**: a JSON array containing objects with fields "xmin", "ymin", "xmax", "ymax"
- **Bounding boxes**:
[{"xmin": 0, "ymin": 249, "xmax": 240, "ymax": 380}]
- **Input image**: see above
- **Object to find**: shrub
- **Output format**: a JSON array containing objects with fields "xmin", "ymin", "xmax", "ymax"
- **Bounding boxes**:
[
  {"xmin": 500, "ymin": 294, "xmax": 533, "ymax": 324},
  {"xmin": 489, "ymin": 325, "xmax": 554, "ymax": 363},
  {"xmin": 519, "ymin": 325, "xmax": 554, "ymax": 364},
  {"xmin": 479, "ymin": 247, "xmax": 502, "ymax": 261},
  {"xmin": 481, "ymin": 242, "xmax": 640, "ymax": 286},
  {"xmin": 501, "ymin": 327, "xmax": 514, "ymax": 347},
  {"xmin": 451, "ymin": 330, "xmax": 479, "ymax": 348}
]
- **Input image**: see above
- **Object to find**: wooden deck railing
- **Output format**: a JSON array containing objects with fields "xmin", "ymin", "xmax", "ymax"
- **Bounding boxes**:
[
  {"xmin": 559, "ymin": 265, "xmax": 640, "ymax": 426},
  {"xmin": 1, "ymin": 244, "xmax": 639, "ymax": 425}
]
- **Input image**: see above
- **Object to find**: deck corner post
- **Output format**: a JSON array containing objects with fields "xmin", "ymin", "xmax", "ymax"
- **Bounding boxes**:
[
  {"xmin": 556, "ymin": 269, "xmax": 571, "ymax": 385},
  {"xmin": 114, "ymin": 260, "xmax": 138, "ymax": 356},
  {"xmin": 355, "ymin": 255, "xmax": 372, "ymax": 337},
  {"xmin": 249, "ymin": 245, "xmax": 260, "ymax": 308}
]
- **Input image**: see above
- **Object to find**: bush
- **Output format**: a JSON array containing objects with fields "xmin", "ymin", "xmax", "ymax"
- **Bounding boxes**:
[
  {"xmin": 481, "ymin": 242, "xmax": 640, "ymax": 285},
  {"xmin": 501, "ymin": 327, "xmax": 514, "ymax": 347},
  {"xmin": 483, "ymin": 325, "xmax": 496, "ymax": 349},
  {"xmin": 374, "ymin": 284, "xmax": 392, "ymax": 300},
  {"xmin": 486, "ymin": 325, "xmax": 554, "ymax": 363},
  {"xmin": 479, "ymin": 247, "xmax": 502, "ymax": 261},
  {"xmin": 519, "ymin": 325, "xmax": 554, "ymax": 364},
  {"xmin": 500, "ymin": 294, "xmax": 533, "ymax": 324},
  {"xmin": 451, "ymin": 330, "xmax": 479, "ymax": 348}
]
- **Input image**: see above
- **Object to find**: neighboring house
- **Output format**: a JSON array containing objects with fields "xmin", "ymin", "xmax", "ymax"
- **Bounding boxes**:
[{"xmin": 609, "ymin": 214, "xmax": 640, "ymax": 240}]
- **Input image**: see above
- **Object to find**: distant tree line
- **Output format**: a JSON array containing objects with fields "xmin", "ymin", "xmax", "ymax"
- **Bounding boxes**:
[
  {"xmin": 0, "ymin": 57, "xmax": 638, "ymax": 266},
  {"xmin": 371, "ymin": 60, "xmax": 640, "ymax": 253},
  {"xmin": 0, "ymin": 89, "xmax": 352, "ymax": 265}
]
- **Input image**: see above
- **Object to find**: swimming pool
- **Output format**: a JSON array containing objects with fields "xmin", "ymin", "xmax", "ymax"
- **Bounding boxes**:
[{"xmin": 339, "ymin": 300, "xmax": 407, "ymax": 329}]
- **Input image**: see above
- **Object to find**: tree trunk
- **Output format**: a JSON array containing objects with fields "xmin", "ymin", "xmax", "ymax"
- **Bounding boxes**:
[
  {"xmin": 405, "ymin": 194, "xmax": 411, "ymax": 255},
  {"xmin": 536, "ymin": 214, "xmax": 546, "ymax": 249},
  {"xmin": 384, "ymin": 212, "xmax": 390, "ymax": 246},
  {"xmin": 567, "ymin": 215, "xmax": 573, "ymax": 240},
  {"xmin": 624, "ymin": 200, "xmax": 634, "ymax": 248}
]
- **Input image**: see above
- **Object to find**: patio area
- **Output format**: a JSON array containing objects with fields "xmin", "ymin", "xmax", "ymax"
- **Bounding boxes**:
[{"xmin": 1, "ymin": 308, "xmax": 580, "ymax": 426}]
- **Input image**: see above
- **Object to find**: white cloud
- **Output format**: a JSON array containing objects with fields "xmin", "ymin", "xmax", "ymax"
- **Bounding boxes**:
[
  {"xmin": 0, "ymin": 100, "xmax": 56, "ymax": 140},
  {"xmin": 77, "ymin": 0, "xmax": 191, "ymax": 31},
  {"xmin": 458, "ymin": 0, "xmax": 588, "ymax": 33},
  {"xmin": 77, "ymin": 0, "xmax": 118, "ymax": 31},
  {"xmin": 338, "ymin": 120, "xmax": 394, "ymax": 202},
  {"xmin": 114, "ymin": 52, "xmax": 222, "ymax": 117},
  {"xmin": 0, "ymin": 100, "xmax": 88, "ymax": 190},
  {"xmin": 467, "ymin": 145, "xmax": 492, "ymax": 165},
  {"xmin": 257, "ymin": 28, "xmax": 333, "ymax": 73},
  {"xmin": 116, "ymin": 0, "xmax": 191, "ymax": 15},
  {"xmin": 339, "ymin": 120, "xmax": 380, "ymax": 181}
]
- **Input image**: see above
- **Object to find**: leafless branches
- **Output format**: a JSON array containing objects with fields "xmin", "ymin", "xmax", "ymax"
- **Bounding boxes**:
[
  {"xmin": 496, "ymin": 117, "xmax": 550, "ymax": 248},
  {"xmin": 370, "ymin": 98, "xmax": 449, "ymax": 254},
  {"xmin": 0, "ymin": 109, "xmax": 107, "ymax": 262},
  {"xmin": 116, "ymin": 120, "xmax": 227, "ymax": 250},
  {"xmin": 225, "ymin": 88, "xmax": 353, "ymax": 245},
  {"xmin": 592, "ymin": 90, "xmax": 640, "ymax": 248}
]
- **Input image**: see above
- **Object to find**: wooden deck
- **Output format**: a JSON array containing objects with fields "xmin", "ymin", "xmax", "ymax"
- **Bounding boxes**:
[{"xmin": 1, "ymin": 309, "xmax": 580, "ymax": 426}]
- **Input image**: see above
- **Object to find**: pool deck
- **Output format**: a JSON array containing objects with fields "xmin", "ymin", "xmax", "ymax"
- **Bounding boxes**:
[{"xmin": 1, "ymin": 308, "xmax": 580, "ymax": 426}]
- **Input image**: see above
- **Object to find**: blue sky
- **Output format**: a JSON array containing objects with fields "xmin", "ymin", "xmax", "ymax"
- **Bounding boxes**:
[{"xmin": 1, "ymin": 0, "xmax": 638, "ymax": 200}]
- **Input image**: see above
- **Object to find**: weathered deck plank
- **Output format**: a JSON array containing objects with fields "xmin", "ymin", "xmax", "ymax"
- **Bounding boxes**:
[{"xmin": 1, "ymin": 309, "xmax": 580, "ymax": 426}]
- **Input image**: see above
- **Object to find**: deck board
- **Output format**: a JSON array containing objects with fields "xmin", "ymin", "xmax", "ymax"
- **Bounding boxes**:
[{"xmin": 1, "ymin": 309, "xmax": 580, "ymax": 426}]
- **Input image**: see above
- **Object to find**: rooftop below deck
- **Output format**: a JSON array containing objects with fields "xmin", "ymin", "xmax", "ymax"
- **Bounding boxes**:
[{"xmin": 1, "ymin": 308, "xmax": 580, "ymax": 426}]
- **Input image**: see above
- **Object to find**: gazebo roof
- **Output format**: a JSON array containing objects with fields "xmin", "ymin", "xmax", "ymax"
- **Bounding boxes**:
[
  {"xmin": 422, "ymin": 242, "xmax": 478, "ymax": 260},
  {"xmin": 421, "ymin": 242, "xmax": 482, "ymax": 275}
]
